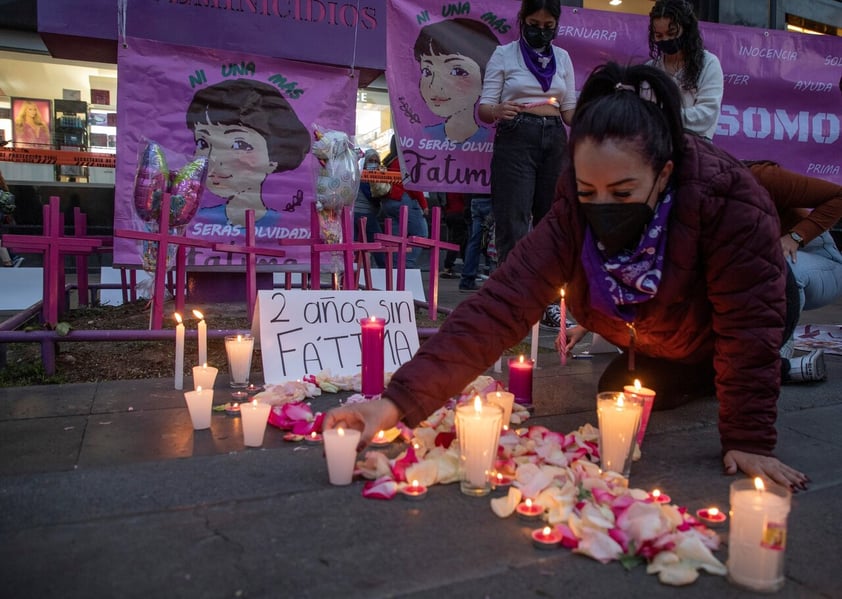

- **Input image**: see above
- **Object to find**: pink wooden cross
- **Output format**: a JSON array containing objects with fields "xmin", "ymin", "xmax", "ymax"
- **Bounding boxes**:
[
  {"xmin": 408, "ymin": 206, "xmax": 459, "ymax": 320},
  {"xmin": 73, "ymin": 207, "xmax": 113, "ymax": 307},
  {"xmin": 311, "ymin": 207, "xmax": 381, "ymax": 291},
  {"xmin": 2, "ymin": 196, "xmax": 101, "ymax": 325},
  {"xmin": 355, "ymin": 216, "xmax": 375, "ymax": 291},
  {"xmin": 374, "ymin": 205, "xmax": 413, "ymax": 292},
  {"xmin": 213, "ymin": 209, "xmax": 288, "ymax": 322},
  {"xmin": 278, "ymin": 203, "xmax": 323, "ymax": 290},
  {"xmin": 114, "ymin": 193, "xmax": 212, "ymax": 329}
]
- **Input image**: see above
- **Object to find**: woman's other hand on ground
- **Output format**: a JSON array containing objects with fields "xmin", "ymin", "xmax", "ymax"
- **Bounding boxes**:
[{"xmin": 723, "ymin": 449, "xmax": 809, "ymax": 491}]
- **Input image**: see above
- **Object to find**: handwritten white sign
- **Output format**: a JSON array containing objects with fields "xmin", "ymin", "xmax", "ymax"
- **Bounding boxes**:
[{"xmin": 255, "ymin": 289, "xmax": 420, "ymax": 384}]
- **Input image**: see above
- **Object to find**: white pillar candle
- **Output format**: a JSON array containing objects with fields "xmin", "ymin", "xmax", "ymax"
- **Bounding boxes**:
[
  {"xmin": 193, "ymin": 309, "xmax": 207, "ymax": 367},
  {"xmin": 455, "ymin": 396, "xmax": 503, "ymax": 496},
  {"xmin": 596, "ymin": 392, "xmax": 643, "ymax": 478},
  {"xmin": 192, "ymin": 364, "xmax": 218, "ymax": 390},
  {"xmin": 728, "ymin": 477, "xmax": 792, "ymax": 592},
  {"xmin": 323, "ymin": 427, "xmax": 361, "ymax": 485},
  {"xmin": 240, "ymin": 399, "xmax": 272, "ymax": 447},
  {"xmin": 486, "ymin": 390, "xmax": 515, "ymax": 428},
  {"xmin": 183, "ymin": 386, "xmax": 213, "ymax": 430},
  {"xmin": 224, "ymin": 334, "xmax": 254, "ymax": 388},
  {"xmin": 623, "ymin": 379, "xmax": 656, "ymax": 447},
  {"xmin": 174, "ymin": 313, "xmax": 185, "ymax": 390}
]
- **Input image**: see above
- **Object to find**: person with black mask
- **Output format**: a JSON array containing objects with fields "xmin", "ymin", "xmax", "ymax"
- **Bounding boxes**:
[
  {"xmin": 326, "ymin": 63, "xmax": 809, "ymax": 493},
  {"xmin": 475, "ymin": 0, "xmax": 576, "ymax": 326},
  {"xmin": 647, "ymin": 0, "xmax": 723, "ymax": 141}
]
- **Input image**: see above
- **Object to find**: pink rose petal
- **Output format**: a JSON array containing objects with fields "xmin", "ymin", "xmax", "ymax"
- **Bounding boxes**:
[{"xmin": 362, "ymin": 476, "xmax": 398, "ymax": 500}]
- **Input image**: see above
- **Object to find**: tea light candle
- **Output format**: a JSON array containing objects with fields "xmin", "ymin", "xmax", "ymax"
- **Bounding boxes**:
[
  {"xmin": 323, "ymin": 427, "xmax": 361, "ymax": 485},
  {"xmin": 532, "ymin": 526, "xmax": 562, "ymax": 550},
  {"xmin": 304, "ymin": 431, "xmax": 323, "ymax": 445},
  {"xmin": 224, "ymin": 334, "xmax": 254, "ymax": 388},
  {"xmin": 516, "ymin": 498, "xmax": 543, "ymax": 521},
  {"xmin": 174, "ymin": 313, "xmax": 185, "ymax": 390},
  {"xmin": 507, "ymin": 356, "xmax": 534, "ymax": 407},
  {"xmin": 696, "ymin": 507, "xmax": 727, "ymax": 525},
  {"xmin": 183, "ymin": 385, "xmax": 213, "ymax": 430},
  {"xmin": 360, "ymin": 316, "xmax": 386, "ymax": 396},
  {"xmin": 192, "ymin": 363, "xmax": 218, "ymax": 390},
  {"xmin": 231, "ymin": 390, "xmax": 249, "ymax": 402},
  {"xmin": 624, "ymin": 379, "xmax": 656, "ymax": 447},
  {"xmin": 192, "ymin": 309, "xmax": 207, "ymax": 367},
  {"xmin": 727, "ymin": 477, "xmax": 792, "ymax": 592},
  {"xmin": 596, "ymin": 392, "xmax": 643, "ymax": 478},
  {"xmin": 454, "ymin": 396, "xmax": 503, "ymax": 496},
  {"xmin": 491, "ymin": 471, "xmax": 514, "ymax": 488},
  {"xmin": 369, "ymin": 429, "xmax": 391, "ymax": 448},
  {"xmin": 241, "ymin": 399, "xmax": 271, "ymax": 447},
  {"xmin": 649, "ymin": 489, "xmax": 671, "ymax": 504},
  {"xmin": 246, "ymin": 383, "xmax": 264, "ymax": 395},
  {"xmin": 486, "ymin": 390, "xmax": 515, "ymax": 428},
  {"xmin": 401, "ymin": 479, "xmax": 428, "ymax": 501},
  {"xmin": 224, "ymin": 402, "xmax": 241, "ymax": 417}
]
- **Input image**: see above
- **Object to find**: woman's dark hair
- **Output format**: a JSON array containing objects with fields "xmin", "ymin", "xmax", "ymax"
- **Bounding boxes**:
[
  {"xmin": 648, "ymin": 0, "xmax": 705, "ymax": 95},
  {"xmin": 413, "ymin": 18, "xmax": 499, "ymax": 79},
  {"xmin": 517, "ymin": 0, "xmax": 561, "ymax": 29},
  {"xmin": 571, "ymin": 62, "xmax": 685, "ymax": 174},
  {"xmin": 186, "ymin": 79, "xmax": 311, "ymax": 173}
]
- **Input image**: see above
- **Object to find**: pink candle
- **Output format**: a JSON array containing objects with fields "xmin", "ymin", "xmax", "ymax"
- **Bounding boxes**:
[
  {"xmin": 360, "ymin": 316, "xmax": 386, "ymax": 396},
  {"xmin": 507, "ymin": 355, "xmax": 534, "ymax": 407},
  {"xmin": 516, "ymin": 498, "xmax": 543, "ymax": 521},
  {"xmin": 557, "ymin": 288, "xmax": 567, "ymax": 366},
  {"xmin": 624, "ymin": 379, "xmax": 656, "ymax": 446},
  {"xmin": 531, "ymin": 526, "xmax": 562, "ymax": 550},
  {"xmin": 696, "ymin": 507, "xmax": 727, "ymax": 525}
]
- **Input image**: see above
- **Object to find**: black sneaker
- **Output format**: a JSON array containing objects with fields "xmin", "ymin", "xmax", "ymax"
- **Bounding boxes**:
[
  {"xmin": 459, "ymin": 282, "xmax": 479, "ymax": 293},
  {"xmin": 540, "ymin": 304, "xmax": 561, "ymax": 329},
  {"xmin": 440, "ymin": 269, "xmax": 458, "ymax": 279}
]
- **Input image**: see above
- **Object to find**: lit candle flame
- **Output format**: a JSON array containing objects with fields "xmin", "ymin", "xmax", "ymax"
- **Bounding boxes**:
[
  {"xmin": 376, "ymin": 430, "xmax": 385, "ymax": 441},
  {"xmin": 192, "ymin": 309, "xmax": 204, "ymax": 320},
  {"xmin": 542, "ymin": 526, "xmax": 552, "ymax": 535},
  {"xmin": 236, "ymin": 334, "xmax": 243, "ymax": 342},
  {"xmin": 370, "ymin": 315, "xmax": 376, "ymax": 322},
  {"xmin": 411, "ymin": 479, "xmax": 420, "ymax": 489},
  {"xmin": 617, "ymin": 393, "xmax": 625, "ymax": 408},
  {"xmin": 338, "ymin": 427, "xmax": 345, "ymax": 436},
  {"xmin": 473, "ymin": 395, "xmax": 482, "ymax": 412},
  {"xmin": 518, "ymin": 355, "xmax": 525, "ymax": 364},
  {"xmin": 708, "ymin": 507, "xmax": 719, "ymax": 517},
  {"xmin": 310, "ymin": 431, "xmax": 318, "ymax": 439},
  {"xmin": 651, "ymin": 489, "xmax": 662, "ymax": 499},
  {"xmin": 174, "ymin": 313, "xmax": 182, "ymax": 324},
  {"xmin": 754, "ymin": 477, "xmax": 765, "ymax": 491},
  {"xmin": 560, "ymin": 288, "xmax": 565, "ymax": 300},
  {"xmin": 525, "ymin": 498, "xmax": 533, "ymax": 508},
  {"xmin": 251, "ymin": 399, "xmax": 257, "ymax": 407},
  {"xmin": 202, "ymin": 362, "xmax": 208, "ymax": 369},
  {"xmin": 633, "ymin": 379, "xmax": 642, "ymax": 392},
  {"xmin": 233, "ymin": 402, "xmax": 239, "ymax": 408},
  {"xmin": 196, "ymin": 385, "xmax": 202, "ymax": 393}
]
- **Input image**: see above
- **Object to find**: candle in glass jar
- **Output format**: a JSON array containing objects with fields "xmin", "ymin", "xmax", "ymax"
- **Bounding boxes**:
[
  {"xmin": 507, "ymin": 355, "xmax": 534, "ymax": 407},
  {"xmin": 623, "ymin": 379, "xmax": 656, "ymax": 447},
  {"xmin": 241, "ymin": 399, "xmax": 272, "ymax": 447},
  {"xmin": 174, "ymin": 313, "xmax": 185, "ymax": 390},
  {"xmin": 360, "ymin": 316, "xmax": 386, "ymax": 396},
  {"xmin": 224, "ymin": 334, "xmax": 254, "ymax": 388},
  {"xmin": 193, "ymin": 309, "xmax": 207, "ymax": 367},
  {"xmin": 454, "ymin": 396, "xmax": 503, "ymax": 496},
  {"xmin": 486, "ymin": 390, "xmax": 515, "ymax": 428},
  {"xmin": 727, "ymin": 477, "xmax": 791, "ymax": 592},
  {"xmin": 596, "ymin": 392, "xmax": 643, "ymax": 478}
]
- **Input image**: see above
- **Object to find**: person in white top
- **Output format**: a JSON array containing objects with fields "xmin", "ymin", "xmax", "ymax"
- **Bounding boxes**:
[
  {"xmin": 646, "ymin": 0, "xmax": 723, "ymax": 141},
  {"xmin": 476, "ymin": 0, "xmax": 576, "ymax": 328}
]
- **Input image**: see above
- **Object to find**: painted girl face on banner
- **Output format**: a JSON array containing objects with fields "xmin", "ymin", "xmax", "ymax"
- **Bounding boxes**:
[
  {"xmin": 418, "ymin": 52, "xmax": 483, "ymax": 120},
  {"xmin": 193, "ymin": 122, "xmax": 278, "ymax": 197}
]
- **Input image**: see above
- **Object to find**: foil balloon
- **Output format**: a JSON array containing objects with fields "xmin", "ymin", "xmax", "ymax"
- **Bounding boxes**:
[
  {"xmin": 168, "ymin": 155, "xmax": 207, "ymax": 226},
  {"xmin": 133, "ymin": 142, "xmax": 169, "ymax": 222}
]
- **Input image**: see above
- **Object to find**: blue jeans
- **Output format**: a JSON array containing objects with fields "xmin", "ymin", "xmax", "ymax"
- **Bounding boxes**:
[
  {"xmin": 379, "ymin": 194, "xmax": 428, "ymax": 268},
  {"xmin": 460, "ymin": 196, "xmax": 492, "ymax": 287},
  {"xmin": 353, "ymin": 208, "xmax": 386, "ymax": 268},
  {"xmin": 789, "ymin": 231, "xmax": 842, "ymax": 311},
  {"xmin": 490, "ymin": 113, "xmax": 568, "ymax": 262}
]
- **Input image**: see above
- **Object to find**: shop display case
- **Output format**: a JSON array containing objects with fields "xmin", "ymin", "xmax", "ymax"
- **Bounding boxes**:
[{"xmin": 54, "ymin": 99, "xmax": 88, "ymax": 182}]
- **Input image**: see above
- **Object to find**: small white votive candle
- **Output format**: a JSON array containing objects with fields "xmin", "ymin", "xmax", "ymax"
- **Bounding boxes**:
[
  {"xmin": 192, "ymin": 364, "xmax": 218, "ymax": 390},
  {"xmin": 184, "ymin": 386, "xmax": 213, "ymax": 430},
  {"xmin": 240, "ymin": 399, "xmax": 272, "ymax": 447},
  {"xmin": 323, "ymin": 427, "xmax": 361, "ymax": 486}
]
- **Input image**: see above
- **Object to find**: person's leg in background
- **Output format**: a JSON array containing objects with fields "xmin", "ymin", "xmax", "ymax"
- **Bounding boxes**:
[
  {"xmin": 459, "ymin": 196, "xmax": 492, "ymax": 292},
  {"xmin": 781, "ymin": 261, "xmax": 826, "ymax": 383}
]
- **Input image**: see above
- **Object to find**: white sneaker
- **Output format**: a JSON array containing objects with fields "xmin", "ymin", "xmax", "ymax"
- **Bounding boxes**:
[
  {"xmin": 787, "ymin": 349, "xmax": 826, "ymax": 383},
  {"xmin": 780, "ymin": 337, "xmax": 795, "ymax": 359}
]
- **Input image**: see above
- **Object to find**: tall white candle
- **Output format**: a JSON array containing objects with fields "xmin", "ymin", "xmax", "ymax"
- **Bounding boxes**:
[
  {"xmin": 174, "ymin": 313, "xmax": 185, "ymax": 390},
  {"xmin": 728, "ymin": 477, "xmax": 792, "ymax": 592},
  {"xmin": 455, "ymin": 396, "xmax": 503, "ymax": 496},
  {"xmin": 193, "ymin": 309, "xmax": 207, "ymax": 367},
  {"xmin": 225, "ymin": 334, "xmax": 254, "ymax": 388},
  {"xmin": 323, "ymin": 427, "xmax": 361, "ymax": 485},
  {"xmin": 241, "ymin": 399, "xmax": 272, "ymax": 447},
  {"xmin": 596, "ymin": 392, "xmax": 643, "ymax": 478},
  {"xmin": 183, "ymin": 385, "xmax": 213, "ymax": 430}
]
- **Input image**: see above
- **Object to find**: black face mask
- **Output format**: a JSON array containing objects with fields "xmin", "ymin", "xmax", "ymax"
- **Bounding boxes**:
[
  {"xmin": 655, "ymin": 36, "xmax": 683, "ymax": 56},
  {"xmin": 581, "ymin": 202, "xmax": 654, "ymax": 257},
  {"xmin": 522, "ymin": 24, "xmax": 555, "ymax": 49}
]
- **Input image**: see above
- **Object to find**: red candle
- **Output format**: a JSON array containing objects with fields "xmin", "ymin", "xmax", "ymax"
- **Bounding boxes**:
[
  {"xmin": 491, "ymin": 471, "xmax": 514, "ymax": 488},
  {"xmin": 624, "ymin": 379, "xmax": 656, "ymax": 446},
  {"xmin": 649, "ymin": 489, "xmax": 671, "ymax": 504},
  {"xmin": 516, "ymin": 498, "xmax": 543, "ymax": 521},
  {"xmin": 507, "ymin": 355, "xmax": 534, "ymax": 407},
  {"xmin": 531, "ymin": 526, "xmax": 562, "ymax": 550},
  {"xmin": 401, "ymin": 479, "xmax": 428, "ymax": 501},
  {"xmin": 304, "ymin": 431, "xmax": 324, "ymax": 445},
  {"xmin": 360, "ymin": 316, "xmax": 386, "ymax": 396},
  {"xmin": 557, "ymin": 289, "xmax": 567, "ymax": 366},
  {"xmin": 696, "ymin": 507, "xmax": 727, "ymax": 525}
]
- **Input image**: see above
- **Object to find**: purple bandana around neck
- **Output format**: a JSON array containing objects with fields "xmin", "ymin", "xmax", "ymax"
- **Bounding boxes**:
[
  {"xmin": 518, "ymin": 37, "xmax": 556, "ymax": 93},
  {"xmin": 581, "ymin": 190, "xmax": 674, "ymax": 322}
]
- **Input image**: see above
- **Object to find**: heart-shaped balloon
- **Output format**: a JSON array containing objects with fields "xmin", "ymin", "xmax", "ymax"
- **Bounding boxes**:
[
  {"xmin": 133, "ymin": 142, "xmax": 169, "ymax": 222},
  {"xmin": 168, "ymin": 155, "xmax": 208, "ymax": 226}
]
